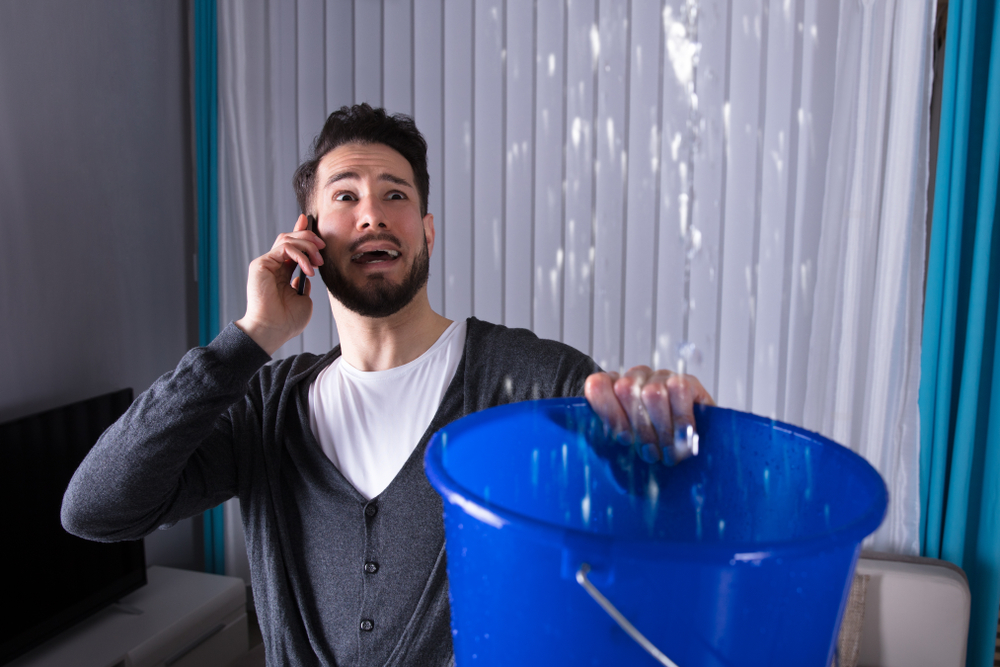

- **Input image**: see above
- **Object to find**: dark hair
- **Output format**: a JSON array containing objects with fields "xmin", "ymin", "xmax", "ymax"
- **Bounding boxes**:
[{"xmin": 293, "ymin": 103, "xmax": 430, "ymax": 216}]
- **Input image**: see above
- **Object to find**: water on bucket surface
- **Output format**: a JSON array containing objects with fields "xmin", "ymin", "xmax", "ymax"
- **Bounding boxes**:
[
  {"xmin": 440, "ymin": 401, "xmax": 871, "ymax": 548},
  {"xmin": 426, "ymin": 399, "xmax": 886, "ymax": 667}
]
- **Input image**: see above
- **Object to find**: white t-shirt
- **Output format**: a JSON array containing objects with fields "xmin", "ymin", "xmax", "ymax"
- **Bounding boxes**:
[{"xmin": 308, "ymin": 320, "xmax": 468, "ymax": 499}]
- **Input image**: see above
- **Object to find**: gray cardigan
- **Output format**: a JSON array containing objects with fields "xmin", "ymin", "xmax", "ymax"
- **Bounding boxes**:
[{"xmin": 62, "ymin": 317, "xmax": 599, "ymax": 667}]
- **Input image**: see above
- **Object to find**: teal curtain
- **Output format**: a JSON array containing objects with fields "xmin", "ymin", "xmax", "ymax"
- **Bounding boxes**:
[
  {"xmin": 194, "ymin": 0, "xmax": 224, "ymax": 576},
  {"xmin": 919, "ymin": 0, "xmax": 1000, "ymax": 664}
]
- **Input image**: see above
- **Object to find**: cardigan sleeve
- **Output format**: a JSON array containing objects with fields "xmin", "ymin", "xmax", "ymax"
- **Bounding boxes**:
[{"xmin": 61, "ymin": 323, "xmax": 272, "ymax": 542}]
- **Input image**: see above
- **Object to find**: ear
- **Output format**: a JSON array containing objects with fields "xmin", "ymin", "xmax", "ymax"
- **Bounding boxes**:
[{"xmin": 423, "ymin": 212, "xmax": 435, "ymax": 257}]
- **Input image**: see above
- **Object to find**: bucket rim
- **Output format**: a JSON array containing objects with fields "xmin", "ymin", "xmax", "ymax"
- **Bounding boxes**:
[{"xmin": 425, "ymin": 398, "xmax": 888, "ymax": 562}]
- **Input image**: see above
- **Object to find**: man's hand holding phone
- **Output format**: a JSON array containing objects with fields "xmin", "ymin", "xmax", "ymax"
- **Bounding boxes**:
[{"xmin": 235, "ymin": 214, "xmax": 325, "ymax": 356}]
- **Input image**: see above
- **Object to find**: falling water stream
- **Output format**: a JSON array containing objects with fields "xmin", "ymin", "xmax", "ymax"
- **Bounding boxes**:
[{"xmin": 671, "ymin": 0, "xmax": 704, "ymax": 381}]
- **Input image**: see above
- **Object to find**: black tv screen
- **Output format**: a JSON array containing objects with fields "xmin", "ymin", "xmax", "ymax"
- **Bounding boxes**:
[{"xmin": 0, "ymin": 388, "xmax": 146, "ymax": 664}]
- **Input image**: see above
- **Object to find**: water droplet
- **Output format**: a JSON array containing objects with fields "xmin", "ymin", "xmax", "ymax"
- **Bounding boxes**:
[
  {"xmin": 686, "ymin": 226, "xmax": 702, "ymax": 260},
  {"xmin": 531, "ymin": 449, "xmax": 539, "ymax": 495},
  {"xmin": 646, "ymin": 474, "xmax": 660, "ymax": 536},
  {"xmin": 692, "ymin": 483, "xmax": 705, "ymax": 540},
  {"xmin": 805, "ymin": 446, "xmax": 813, "ymax": 501}
]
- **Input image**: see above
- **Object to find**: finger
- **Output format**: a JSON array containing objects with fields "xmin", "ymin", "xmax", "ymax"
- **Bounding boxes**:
[
  {"xmin": 663, "ymin": 374, "xmax": 699, "ymax": 463},
  {"xmin": 271, "ymin": 235, "xmax": 323, "ymax": 275},
  {"xmin": 584, "ymin": 373, "xmax": 631, "ymax": 440},
  {"xmin": 613, "ymin": 366, "xmax": 658, "ymax": 450},
  {"xmin": 291, "ymin": 274, "xmax": 312, "ymax": 295},
  {"xmin": 640, "ymin": 369, "xmax": 676, "ymax": 448},
  {"xmin": 667, "ymin": 374, "xmax": 696, "ymax": 429},
  {"xmin": 685, "ymin": 374, "xmax": 715, "ymax": 406},
  {"xmin": 291, "ymin": 214, "xmax": 326, "ymax": 249}
]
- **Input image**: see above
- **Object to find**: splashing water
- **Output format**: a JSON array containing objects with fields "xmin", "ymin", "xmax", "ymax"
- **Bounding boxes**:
[
  {"xmin": 668, "ymin": 0, "xmax": 705, "ymax": 385},
  {"xmin": 676, "ymin": 341, "xmax": 702, "ymax": 377}
]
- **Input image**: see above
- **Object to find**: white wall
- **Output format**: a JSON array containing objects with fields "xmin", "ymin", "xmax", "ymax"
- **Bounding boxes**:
[{"xmin": 0, "ymin": 1, "xmax": 201, "ymax": 570}]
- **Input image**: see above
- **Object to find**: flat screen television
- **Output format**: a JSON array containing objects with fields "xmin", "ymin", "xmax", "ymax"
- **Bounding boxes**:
[{"xmin": 0, "ymin": 388, "xmax": 146, "ymax": 665}]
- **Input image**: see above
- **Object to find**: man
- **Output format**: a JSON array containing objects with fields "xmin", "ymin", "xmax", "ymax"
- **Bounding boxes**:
[{"xmin": 62, "ymin": 104, "xmax": 712, "ymax": 666}]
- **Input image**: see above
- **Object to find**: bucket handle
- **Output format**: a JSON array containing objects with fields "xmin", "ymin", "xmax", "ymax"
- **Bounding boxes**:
[{"xmin": 576, "ymin": 563, "xmax": 680, "ymax": 667}]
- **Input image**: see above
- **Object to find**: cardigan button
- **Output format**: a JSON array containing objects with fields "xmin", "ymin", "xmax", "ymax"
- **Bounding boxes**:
[
  {"xmin": 364, "ymin": 561, "xmax": 379, "ymax": 574},
  {"xmin": 365, "ymin": 504, "xmax": 378, "ymax": 518},
  {"xmin": 360, "ymin": 619, "xmax": 374, "ymax": 632}
]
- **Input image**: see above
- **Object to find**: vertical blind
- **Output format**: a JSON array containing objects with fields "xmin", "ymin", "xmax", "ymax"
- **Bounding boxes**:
[{"xmin": 218, "ymin": 0, "xmax": 934, "ymax": 562}]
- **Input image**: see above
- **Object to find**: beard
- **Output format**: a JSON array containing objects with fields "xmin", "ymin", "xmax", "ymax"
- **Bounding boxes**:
[{"xmin": 319, "ymin": 233, "xmax": 430, "ymax": 318}]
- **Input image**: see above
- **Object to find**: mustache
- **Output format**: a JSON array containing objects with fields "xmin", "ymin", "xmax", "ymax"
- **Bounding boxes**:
[{"xmin": 349, "ymin": 232, "xmax": 402, "ymax": 253}]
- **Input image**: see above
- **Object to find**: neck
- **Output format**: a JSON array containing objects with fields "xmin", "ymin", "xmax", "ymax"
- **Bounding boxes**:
[{"xmin": 329, "ymin": 290, "xmax": 453, "ymax": 371}]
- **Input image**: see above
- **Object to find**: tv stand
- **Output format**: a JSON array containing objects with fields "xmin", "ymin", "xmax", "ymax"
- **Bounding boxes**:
[{"xmin": 9, "ymin": 566, "xmax": 248, "ymax": 667}]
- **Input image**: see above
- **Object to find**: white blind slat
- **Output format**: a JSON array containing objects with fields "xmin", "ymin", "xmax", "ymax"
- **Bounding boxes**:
[
  {"xmin": 505, "ymin": 0, "xmax": 536, "ymax": 330},
  {"xmin": 325, "ymin": 0, "xmax": 354, "ymax": 112},
  {"xmin": 413, "ymin": 0, "xmax": 444, "ymax": 313},
  {"xmin": 532, "ymin": 0, "xmax": 568, "ymax": 342},
  {"xmin": 354, "ymin": 0, "xmax": 383, "ymax": 106},
  {"xmin": 443, "ymin": 2, "xmax": 474, "ymax": 322},
  {"xmin": 685, "ymin": 0, "xmax": 730, "ymax": 398},
  {"xmin": 622, "ymin": 0, "xmax": 664, "ymax": 370},
  {"xmin": 383, "ymin": 0, "xmax": 414, "ymax": 116},
  {"xmin": 473, "ymin": 0, "xmax": 505, "ymax": 325},
  {"xmin": 562, "ymin": 0, "xmax": 598, "ymax": 359},
  {"xmin": 716, "ymin": 0, "xmax": 766, "ymax": 410},
  {"xmin": 750, "ymin": 0, "xmax": 800, "ymax": 418},
  {"xmin": 592, "ymin": 0, "xmax": 630, "ymax": 372}
]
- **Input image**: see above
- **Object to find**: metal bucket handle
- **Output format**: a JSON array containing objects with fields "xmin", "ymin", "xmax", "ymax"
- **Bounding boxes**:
[{"xmin": 576, "ymin": 563, "xmax": 680, "ymax": 667}]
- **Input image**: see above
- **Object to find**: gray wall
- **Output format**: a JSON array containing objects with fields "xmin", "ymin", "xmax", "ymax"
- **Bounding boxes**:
[{"xmin": 0, "ymin": 1, "xmax": 201, "ymax": 570}]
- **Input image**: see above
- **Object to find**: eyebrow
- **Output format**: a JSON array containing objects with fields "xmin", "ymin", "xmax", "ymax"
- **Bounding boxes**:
[{"xmin": 324, "ymin": 171, "xmax": 413, "ymax": 189}]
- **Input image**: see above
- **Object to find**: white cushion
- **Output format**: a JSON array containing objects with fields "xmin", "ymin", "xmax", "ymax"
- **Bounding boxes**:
[{"xmin": 854, "ymin": 552, "xmax": 971, "ymax": 667}]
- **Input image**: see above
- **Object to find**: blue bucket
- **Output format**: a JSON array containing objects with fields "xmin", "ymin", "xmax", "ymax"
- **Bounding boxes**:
[{"xmin": 425, "ymin": 398, "xmax": 887, "ymax": 666}]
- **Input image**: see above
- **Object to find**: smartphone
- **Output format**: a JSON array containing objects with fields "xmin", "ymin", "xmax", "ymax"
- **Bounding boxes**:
[{"xmin": 296, "ymin": 215, "xmax": 317, "ymax": 295}]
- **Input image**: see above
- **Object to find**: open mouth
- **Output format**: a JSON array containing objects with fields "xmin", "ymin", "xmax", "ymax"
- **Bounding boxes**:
[{"xmin": 351, "ymin": 249, "xmax": 401, "ymax": 265}]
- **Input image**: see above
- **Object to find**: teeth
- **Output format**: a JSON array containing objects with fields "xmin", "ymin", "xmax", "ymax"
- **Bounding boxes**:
[{"xmin": 351, "ymin": 249, "xmax": 401, "ymax": 261}]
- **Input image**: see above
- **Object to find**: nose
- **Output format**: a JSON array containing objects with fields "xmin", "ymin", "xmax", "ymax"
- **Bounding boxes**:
[{"xmin": 355, "ymin": 195, "xmax": 388, "ymax": 231}]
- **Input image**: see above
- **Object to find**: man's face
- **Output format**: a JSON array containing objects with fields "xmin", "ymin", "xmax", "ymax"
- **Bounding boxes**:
[{"xmin": 312, "ymin": 142, "xmax": 434, "ymax": 318}]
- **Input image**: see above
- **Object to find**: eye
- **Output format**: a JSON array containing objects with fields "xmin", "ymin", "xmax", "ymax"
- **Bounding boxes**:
[
  {"xmin": 386, "ymin": 191, "xmax": 406, "ymax": 201},
  {"xmin": 335, "ymin": 192, "xmax": 357, "ymax": 202}
]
